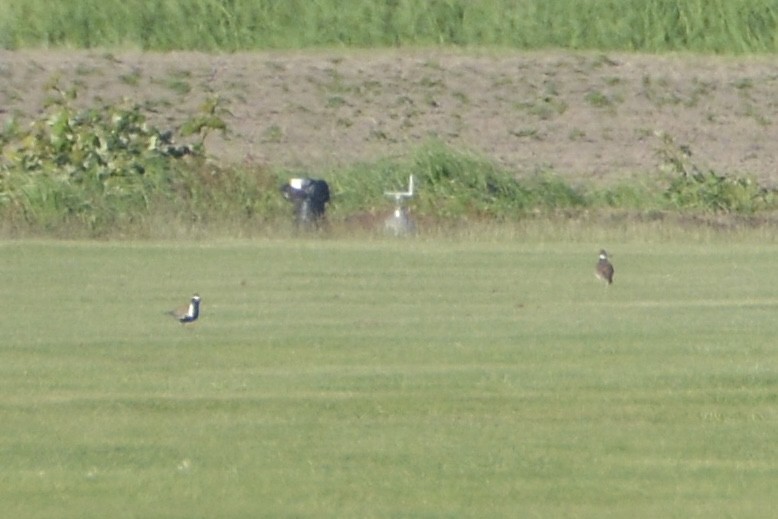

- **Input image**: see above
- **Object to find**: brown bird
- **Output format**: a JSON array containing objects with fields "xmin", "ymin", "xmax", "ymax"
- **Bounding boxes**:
[
  {"xmin": 167, "ymin": 294, "xmax": 201, "ymax": 324},
  {"xmin": 595, "ymin": 250, "xmax": 614, "ymax": 285}
]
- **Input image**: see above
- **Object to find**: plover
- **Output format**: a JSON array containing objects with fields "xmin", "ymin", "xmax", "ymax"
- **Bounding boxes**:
[
  {"xmin": 168, "ymin": 294, "xmax": 201, "ymax": 324},
  {"xmin": 595, "ymin": 250, "xmax": 614, "ymax": 285}
]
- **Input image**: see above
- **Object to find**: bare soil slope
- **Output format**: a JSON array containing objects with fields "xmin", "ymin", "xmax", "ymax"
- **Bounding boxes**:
[{"xmin": 2, "ymin": 49, "xmax": 778, "ymax": 185}]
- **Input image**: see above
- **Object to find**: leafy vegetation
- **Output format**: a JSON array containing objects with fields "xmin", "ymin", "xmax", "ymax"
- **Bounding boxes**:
[
  {"xmin": 1, "ymin": 86, "xmax": 190, "ymax": 229},
  {"xmin": 0, "ymin": 87, "xmax": 283, "ymax": 236},
  {"xmin": 656, "ymin": 132, "xmax": 775, "ymax": 213},
  {"xmin": 2, "ymin": 86, "xmax": 777, "ymax": 238},
  {"xmin": 2, "ymin": 0, "xmax": 778, "ymax": 53}
]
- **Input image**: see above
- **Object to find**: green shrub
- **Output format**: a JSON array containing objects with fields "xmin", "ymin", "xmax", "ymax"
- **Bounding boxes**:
[
  {"xmin": 0, "ymin": 85, "xmax": 253, "ymax": 234},
  {"xmin": 0, "ymin": 87, "xmax": 195, "ymax": 229},
  {"xmin": 656, "ymin": 132, "xmax": 775, "ymax": 213},
  {"xmin": 664, "ymin": 172, "xmax": 772, "ymax": 213}
]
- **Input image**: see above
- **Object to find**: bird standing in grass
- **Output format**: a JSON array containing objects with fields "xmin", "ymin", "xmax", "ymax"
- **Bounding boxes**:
[
  {"xmin": 168, "ymin": 294, "xmax": 201, "ymax": 324},
  {"xmin": 595, "ymin": 250, "xmax": 614, "ymax": 285}
]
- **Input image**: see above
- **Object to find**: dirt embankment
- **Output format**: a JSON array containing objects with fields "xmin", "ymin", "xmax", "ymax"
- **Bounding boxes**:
[{"xmin": 2, "ymin": 49, "xmax": 778, "ymax": 185}]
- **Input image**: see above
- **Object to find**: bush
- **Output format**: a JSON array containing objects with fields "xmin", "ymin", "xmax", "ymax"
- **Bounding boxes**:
[
  {"xmin": 0, "ymin": 86, "xmax": 200, "ymax": 229},
  {"xmin": 656, "ymin": 132, "xmax": 774, "ymax": 213},
  {"xmin": 0, "ymin": 85, "xmax": 272, "ymax": 235}
]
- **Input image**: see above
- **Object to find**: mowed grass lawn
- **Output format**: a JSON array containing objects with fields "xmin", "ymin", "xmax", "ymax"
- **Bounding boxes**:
[{"xmin": 1, "ymin": 234, "xmax": 776, "ymax": 518}]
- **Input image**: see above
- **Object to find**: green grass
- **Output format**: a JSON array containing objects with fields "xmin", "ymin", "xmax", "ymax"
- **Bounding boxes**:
[
  {"xmin": 2, "ymin": 90, "xmax": 773, "ymax": 237},
  {"xmin": 2, "ymin": 0, "xmax": 778, "ymax": 53},
  {"xmin": 1, "ymin": 232, "xmax": 777, "ymax": 517}
]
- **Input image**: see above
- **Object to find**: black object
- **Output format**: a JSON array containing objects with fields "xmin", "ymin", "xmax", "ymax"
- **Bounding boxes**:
[{"xmin": 281, "ymin": 178, "xmax": 330, "ymax": 229}]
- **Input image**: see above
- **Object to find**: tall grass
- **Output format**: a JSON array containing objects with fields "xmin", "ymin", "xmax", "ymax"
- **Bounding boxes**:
[
  {"xmin": 2, "ymin": 0, "xmax": 777, "ymax": 53},
  {"xmin": 325, "ymin": 140, "xmax": 592, "ymax": 222}
]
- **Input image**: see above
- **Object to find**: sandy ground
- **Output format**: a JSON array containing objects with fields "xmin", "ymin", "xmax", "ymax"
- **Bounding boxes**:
[{"xmin": 2, "ymin": 49, "xmax": 778, "ymax": 186}]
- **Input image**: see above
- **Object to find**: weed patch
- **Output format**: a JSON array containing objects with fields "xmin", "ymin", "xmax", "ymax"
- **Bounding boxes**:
[
  {"xmin": 0, "ymin": 85, "xmax": 284, "ymax": 236},
  {"xmin": 656, "ymin": 132, "xmax": 774, "ymax": 213},
  {"xmin": 3, "ymin": 86, "xmax": 778, "ymax": 238}
]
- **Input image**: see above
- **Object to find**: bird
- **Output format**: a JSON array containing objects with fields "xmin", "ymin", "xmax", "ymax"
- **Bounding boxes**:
[
  {"xmin": 595, "ymin": 250, "xmax": 614, "ymax": 285},
  {"xmin": 167, "ymin": 294, "xmax": 201, "ymax": 324}
]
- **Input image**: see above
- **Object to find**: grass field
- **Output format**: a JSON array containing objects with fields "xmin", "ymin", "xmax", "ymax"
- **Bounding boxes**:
[{"xmin": 1, "ymin": 232, "xmax": 777, "ymax": 517}]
